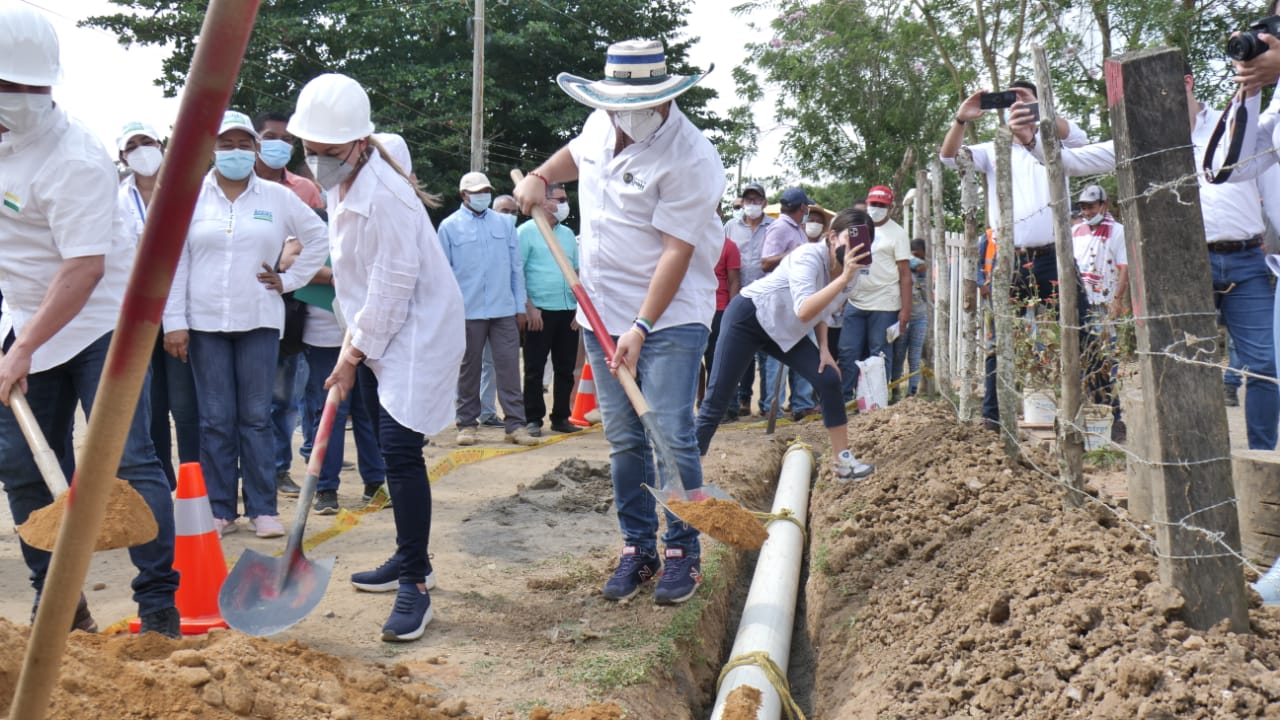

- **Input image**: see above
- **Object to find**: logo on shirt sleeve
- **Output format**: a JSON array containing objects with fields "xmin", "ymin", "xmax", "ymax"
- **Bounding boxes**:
[
  {"xmin": 2, "ymin": 192, "xmax": 20, "ymax": 213},
  {"xmin": 252, "ymin": 209, "xmax": 274, "ymax": 222}
]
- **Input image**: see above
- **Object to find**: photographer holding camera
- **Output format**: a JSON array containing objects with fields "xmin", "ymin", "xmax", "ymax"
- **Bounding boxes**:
[{"xmin": 938, "ymin": 81, "xmax": 1089, "ymax": 429}]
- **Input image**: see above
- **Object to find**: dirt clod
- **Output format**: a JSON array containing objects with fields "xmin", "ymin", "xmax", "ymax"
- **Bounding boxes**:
[
  {"xmin": 19, "ymin": 478, "xmax": 159, "ymax": 551},
  {"xmin": 721, "ymin": 684, "xmax": 762, "ymax": 720},
  {"xmin": 667, "ymin": 498, "xmax": 768, "ymax": 550}
]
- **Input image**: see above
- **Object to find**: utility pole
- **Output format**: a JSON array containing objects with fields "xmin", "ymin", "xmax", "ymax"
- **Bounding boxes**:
[{"xmin": 470, "ymin": 0, "xmax": 485, "ymax": 171}]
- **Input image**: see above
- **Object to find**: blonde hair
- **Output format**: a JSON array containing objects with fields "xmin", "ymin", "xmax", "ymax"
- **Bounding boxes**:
[{"xmin": 366, "ymin": 135, "xmax": 442, "ymax": 209}]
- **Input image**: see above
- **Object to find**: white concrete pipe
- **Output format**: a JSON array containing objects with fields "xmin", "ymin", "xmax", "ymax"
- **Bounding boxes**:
[{"xmin": 710, "ymin": 444, "xmax": 814, "ymax": 720}]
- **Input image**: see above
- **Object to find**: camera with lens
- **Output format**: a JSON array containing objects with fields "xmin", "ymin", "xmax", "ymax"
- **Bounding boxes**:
[{"xmin": 1228, "ymin": 15, "xmax": 1280, "ymax": 61}]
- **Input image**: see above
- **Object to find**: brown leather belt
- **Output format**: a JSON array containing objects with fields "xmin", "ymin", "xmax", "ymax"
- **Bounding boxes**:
[
  {"xmin": 1206, "ymin": 237, "xmax": 1263, "ymax": 254},
  {"xmin": 1015, "ymin": 245, "xmax": 1055, "ymax": 258}
]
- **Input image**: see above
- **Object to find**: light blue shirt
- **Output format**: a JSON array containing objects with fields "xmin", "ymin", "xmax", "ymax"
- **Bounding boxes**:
[
  {"xmin": 517, "ymin": 219, "xmax": 577, "ymax": 311},
  {"xmin": 438, "ymin": 206, "xmax": 526, "ymax": 320}
]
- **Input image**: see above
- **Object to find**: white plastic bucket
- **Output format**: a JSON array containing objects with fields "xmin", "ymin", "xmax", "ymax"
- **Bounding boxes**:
[
  {"xmin": 1022, "ymin": 391, "xmax": 1056, "ymax": 425},
  {"xmin": 1082, "ymin": 405, "xmax": 1113, "ymax": 451}
]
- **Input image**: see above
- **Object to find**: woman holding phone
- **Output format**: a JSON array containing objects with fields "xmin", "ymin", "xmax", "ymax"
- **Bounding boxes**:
[{"xmin": 695, "ymin": 208, "xmax": 877, "ymax": 480}]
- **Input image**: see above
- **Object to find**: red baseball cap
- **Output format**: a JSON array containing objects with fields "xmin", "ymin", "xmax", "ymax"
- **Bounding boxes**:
[{"xmin": 867, "ymin": 185, "xmax": 894, "ymax": 205}]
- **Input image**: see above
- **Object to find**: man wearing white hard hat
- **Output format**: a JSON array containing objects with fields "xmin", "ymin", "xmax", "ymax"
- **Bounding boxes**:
[
  {"xmin": 289, "ymin": 72, "xmax": 465, "ymax": 642},
  {"xmin": 439, "ymin": 170, "xmax": 538, "ymax": 448},
  {"xmin": 0, "ymin": 2, "xmax": 180, "ymax": 636},
  {"xmin": 513, "ymin": 39, "xmax": 725, "ymax": 605}
]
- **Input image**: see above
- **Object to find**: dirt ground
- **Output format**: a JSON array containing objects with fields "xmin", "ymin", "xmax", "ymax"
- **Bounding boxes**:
[{"xmin": 3, "ymin": 393, "xmax": 1278, "ymax": 719}]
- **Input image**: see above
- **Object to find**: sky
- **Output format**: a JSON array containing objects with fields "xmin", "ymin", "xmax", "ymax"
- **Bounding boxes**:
[{"xmin": 34, "ymin": 0, "xmax": 787, "ymax": 180}]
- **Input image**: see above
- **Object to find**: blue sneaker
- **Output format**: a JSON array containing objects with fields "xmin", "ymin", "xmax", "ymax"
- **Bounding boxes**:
[
  {"xmin": 381, "ymin": 583, "xmax": 432, "ymax": 642},
  {"xmin": 653, "ymin": 548, "xmax": 702, "ymax": 605},
  {"xmin": 601, "ymin": 545, "xmax": 661, "ymax": 601},
  {"xmin": 352, "ymin": 556, "xmax": 436, "ymax": 592}
]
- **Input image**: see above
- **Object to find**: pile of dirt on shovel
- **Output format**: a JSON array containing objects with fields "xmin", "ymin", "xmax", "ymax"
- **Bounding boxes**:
[
  {"xmin": 797, "ymin": 399, "xmax": 1280, "ymax": 719},
  {"xmin": 0, "ymin": 622, "xmax": 456, "ymax": 719}
]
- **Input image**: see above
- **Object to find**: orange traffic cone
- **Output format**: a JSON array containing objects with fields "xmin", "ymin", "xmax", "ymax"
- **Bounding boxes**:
[
  {"xmin": 569, "ymin": 362, "xmax": 598, "ymax": 428},
  {"xmin": 129, "ymin": 462, "xmax": 228, "ymax": 635}
]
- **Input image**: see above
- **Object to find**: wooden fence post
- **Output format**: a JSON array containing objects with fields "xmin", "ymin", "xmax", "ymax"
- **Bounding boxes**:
[
  {"xmin": 916, "ymin": 167, "xmax": 937, "ymax": 397},
  {"xmin": 931, "ymin": 156, "xmax": 952, "ymax": 402},
  {"xmin": 1108, "ymin": 47, "xmax": 1247, "ymax": 632},
  {"xmin": 955, "ymin": 148, "xmax": 981, "ymax": 420},
  {"xmin": 1031, "ymin": 45, "xmax": 1086, "ymax": 507},
  {"xmin": 992, "ymin": 128, "xmax": 1019, "ymax": 457}
]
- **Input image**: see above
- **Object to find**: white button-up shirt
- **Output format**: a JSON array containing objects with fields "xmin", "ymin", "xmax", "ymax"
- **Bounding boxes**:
[
  {"xmin": 0, "ymin": 108, "xmax": 135, "ymax": 372},
  {"xmin": 942, "ymin": 121, "xmax": 1088, "ymax": 248},
  {"xmin": 329, "ymin": 150, "xmax": 465, "ymax": 436},
  {"xmin": 164, "ymin": 171, "xmax": 328, "ymax": 333},
  {"xmin": 741, "ymin": 242, "xmax": 857, "ymax": 351},
  {"xmin": 724, "ymin": 214, "xmax": 773, "ymax": 286},
  {"xmin": 568, "ymin": 104, "xmax": 725, "ymax": 334},
  {"xmin": 1038, "ymin": 103, "xmax": 1265, "ymax": 243}
]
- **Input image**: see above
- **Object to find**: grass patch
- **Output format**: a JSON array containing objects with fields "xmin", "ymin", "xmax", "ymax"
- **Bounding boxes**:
[
  {"xmin": 1084, "ymin": 446, "xmax": 1126, "ymax": 470},
  {"xmin": 568, "ymin": 545, "xmax": 730, "ymax": 692},
  {"xmin": 812, "ymin": 543, "xmax": 834, "ymax": 576}
]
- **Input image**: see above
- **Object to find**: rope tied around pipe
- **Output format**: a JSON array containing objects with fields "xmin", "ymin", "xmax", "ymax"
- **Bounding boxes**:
[
  {"xmin": 716, "ymin": 650, "xmax": 808, "ymax": 720},
  {"xmin": 751, "ymin": 507, "xmax": 807, "ymax": 538}
]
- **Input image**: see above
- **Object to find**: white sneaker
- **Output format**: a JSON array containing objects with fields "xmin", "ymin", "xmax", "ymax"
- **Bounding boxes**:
[
  {"xmin": 214, "ymin": 518, "xmax": 238, "ymax": 537},
  {"xmin": 457, "ymin": 427, "xmax": 477, "ymax": 446},
  {"xmin": 834, "ymin": 450, "xmax": 875, "ymax": 481},
  {"xmin": 249, "ymin": 515, "xmax": 286, "ymax": 538}
]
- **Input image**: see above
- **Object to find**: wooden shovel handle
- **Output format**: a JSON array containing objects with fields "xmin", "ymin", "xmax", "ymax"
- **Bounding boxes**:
[{"xmin": 0, "ymin": 349, "xmax": 68, "ymax": 496}]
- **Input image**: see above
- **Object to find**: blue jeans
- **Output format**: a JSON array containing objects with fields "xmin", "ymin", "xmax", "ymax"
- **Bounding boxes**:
[
  {"xmin": 788, "ymin": 367, "xmax": 815, "ymax": 413},
  {"xmin": 1212, "ymin": 246, "xmax": 1277, "ymax": 449},
  {"xmin": 271, "ymin": 352, "xmax": 300, "ymax": 475},
  {"xmin": 584, "ymin": 325, "xmax": 707, "ymax": 555},
  {"xmin": 697, "ymin": 297, "xmax": 846, "ymax": 452},
  {"xmin": 758, "ymin": 353, "xmax": 785, "ymax": 413},
  {"xmin": 0, "ymin": 332, "xmax": 177, "ymax": 613},
  {"xmin": 908, "ymin": 311, "xmax": 928, "ymax": 395},
  {"xmin": 301, "ymin": 345, "xmax": 385, "ymax": 491},
  {"xmin": 357, "ymin": 364, "xmax": 432, "ymax": 583},
  {"xmin": 1224, "ymin": 333, "xmax": 1242, "ymax": 389},
  {"xmin": 189, "ymin": 328, "xmax": 280, "ymax": 519},
  {"xmin": 839, "ymin": 305, "xmax": 899, "ymax": 401},
  {"xmin": 149, "ymin": 336, "xmax": 200, "ymax": 488}
]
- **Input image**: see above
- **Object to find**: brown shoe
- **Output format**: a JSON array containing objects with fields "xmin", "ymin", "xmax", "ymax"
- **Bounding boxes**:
[{"xmin": 505, "ymin": 427, "xmax": 540, "ymax": 446}]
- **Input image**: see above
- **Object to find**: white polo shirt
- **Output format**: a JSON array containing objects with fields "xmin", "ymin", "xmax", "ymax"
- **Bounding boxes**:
[
  {"xmin": 0, "ymin": 107, "xmax": 135, "ymax": 373},
  {"xmin": 568, "ymin": 104, "xmax": 725, "ymax": 334},
  {"xmin": 164, "ymin": 171, "xmax": 328, "ymax": 334},
  {"xmin": 849, "ymin": 218, "xmax": 912, "ymax": 312}
]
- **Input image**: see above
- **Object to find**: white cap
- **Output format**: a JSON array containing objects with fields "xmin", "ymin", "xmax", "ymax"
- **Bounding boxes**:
[
  {"xmin": 288, "ymin": 73, "xmax": 375, "ymax": 144},
  {"xmin": 0, "ymin": 3, "xmax": 62, "ymax": 86},
  {"xmin": 218, "ymin": 110, "xmax": 259, "ymax": 140},
  {"xmin": 116, "ymin": 121, "xmax": 160, "ymax": 152},
  {"xmin": 459, "ymin": 171, "xmax": 492, "ymax": 193},
  {"xmin": 1077, "ymin": 184, "xmax": 1107, "ymax": 204}
]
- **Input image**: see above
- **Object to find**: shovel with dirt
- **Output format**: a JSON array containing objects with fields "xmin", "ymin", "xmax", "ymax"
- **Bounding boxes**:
[
  {"xmin": 2, "ymin": 351, "xmax": 158, "ymax": 553},
  {"xmin": 511, "ymin": 170, "xmax": 767, "ymax": 551}
]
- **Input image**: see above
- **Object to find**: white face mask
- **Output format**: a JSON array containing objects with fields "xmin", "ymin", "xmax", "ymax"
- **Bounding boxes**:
[
  {"xmin": 0, "ymin": 93, "xmax": 53, "ymax": 135},
  {"xmin": 614, "ymin": 108, "xmax": 664, "ymax": 143},
  {"xmin": 742, "ymin": 203, "xmax": 764, "ymax": 220},
  {"xmin": 1085, "ymin": 212, "xmax": 1105, "ymax": 226},
  {"xmin": 804, "ymin": 221, "xmax": 825, "ymax": 239},
  {"xmin": 126, "ymin": 145, "xmax": 163, "ymax": 177},
  {"xmin": 867, "ymin": 206, "xmax": 889, "ymax": 224},
  {"xmin": 552, "ymin": 201, "xmax": 570, "ymax": 223},
  {"xmin": 307, "ymin": 154, "xmax": 355, "ymax": 190},
  {"xmin": 467, "ymin": 192, "xmax": 492, "ymax": 212}
]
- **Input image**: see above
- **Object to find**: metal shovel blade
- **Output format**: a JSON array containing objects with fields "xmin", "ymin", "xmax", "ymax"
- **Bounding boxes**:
[{"xmin": 218, "ymin": 547, "xmax": 335, "ymax": 636}]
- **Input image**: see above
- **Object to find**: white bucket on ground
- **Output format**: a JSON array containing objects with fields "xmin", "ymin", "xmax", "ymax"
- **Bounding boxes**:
[
  {"xmin": 1082, "ymin": 405, "xmax": 1113, "ymax": 451},
  {"xmin": 1022, "ymin": 391, "xmax": 1056, "ymax": 425}
]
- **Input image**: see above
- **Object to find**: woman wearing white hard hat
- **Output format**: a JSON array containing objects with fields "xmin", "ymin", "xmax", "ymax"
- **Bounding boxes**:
[
  {"xmin": 162, "ymin": 110, "xmax": 328, "ymax": 540},
  {"xmin": 116, "ymin": 121, "xmax": 200, "ymax": 489},
  {"xmin": 289, "ymin": 73, "xmax": 465, "ymax": 642}
]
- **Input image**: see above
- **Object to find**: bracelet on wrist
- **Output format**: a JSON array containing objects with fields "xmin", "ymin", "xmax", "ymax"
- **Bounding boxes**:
[
  {"xmin": 634, "ymin": 317, "xmax": 654, "ymax": 336},
  {"xmin": 631, "ymin": 320, "xmax": 651, "ymax": 339},
  {"xmin": 528, "ymin": 170, "xmax": 550, "ymax": 187},
  {"xmin": 955, "ymin": 117, "xmax": 966, "ymax": 126}
]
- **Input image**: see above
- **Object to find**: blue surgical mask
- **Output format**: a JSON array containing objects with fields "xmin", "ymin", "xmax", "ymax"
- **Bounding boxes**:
[
  {"xmin": 258, "ymin": 139, "xmax": 293, "ymax": 170},
  {"xmin": 214, "ymin": 149, "xmax": 256, "ymax": 181},
  {"xmin": 467, "ymin": 192, "xmax": 492, "ymax": 213}
]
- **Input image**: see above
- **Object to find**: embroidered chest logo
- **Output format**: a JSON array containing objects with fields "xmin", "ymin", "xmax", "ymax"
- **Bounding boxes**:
[
  {"xmin": 622, "ymin": 172, "xmax": 646, "ymax": 190},
  {"xmin": 252, "ymin": 209, "xmax": 274, "ymax": 222},
  {"xmin": 3, "ymin": 191, "xmax": 20, "ymax": 213}
]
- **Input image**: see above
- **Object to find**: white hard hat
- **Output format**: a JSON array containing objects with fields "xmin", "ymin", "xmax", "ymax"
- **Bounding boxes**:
[
  {"xmin": 288, "ymin": 73, "xmax": 374, "ymax": 144},
  {"xmin": 0, "ymin": 2, "xmax": 63, "ymax": 86}
]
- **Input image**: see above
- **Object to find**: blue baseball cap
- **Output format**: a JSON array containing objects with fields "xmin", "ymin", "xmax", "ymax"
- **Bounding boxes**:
[{"xmin": 779, "ymin": 187, "xmax": 813, "ymax": 206}]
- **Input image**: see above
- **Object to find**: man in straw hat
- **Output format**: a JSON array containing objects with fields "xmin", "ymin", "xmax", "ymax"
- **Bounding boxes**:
[{"xmin": 514, "ymin": 39, "xmax": 724, "ymax": 605}]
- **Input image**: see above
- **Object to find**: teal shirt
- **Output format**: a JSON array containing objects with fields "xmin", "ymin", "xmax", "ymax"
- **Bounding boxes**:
[{"xmin": 517, "ymin": 219, "xmax": 578, "ymax": 311}]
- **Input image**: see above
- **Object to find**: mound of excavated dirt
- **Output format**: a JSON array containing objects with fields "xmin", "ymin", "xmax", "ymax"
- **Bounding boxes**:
[
  {"xmin": 0, "ymin": 623, "xmax": 452, "ymax": 720},
  {"xmin": 800, "ymin": 399, "xmax": 1280, "ymax": 719}
]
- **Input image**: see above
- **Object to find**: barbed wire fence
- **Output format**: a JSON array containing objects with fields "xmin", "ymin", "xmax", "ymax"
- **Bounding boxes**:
[{"xmin": 913, "ymin": 44, "xmax": 1279, "ymax": 632}]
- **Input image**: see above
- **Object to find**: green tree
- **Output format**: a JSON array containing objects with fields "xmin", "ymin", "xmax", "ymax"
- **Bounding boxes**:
[{"xmin": 84, "ymin": 0, "xmax": 725, "ymax": 199}]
